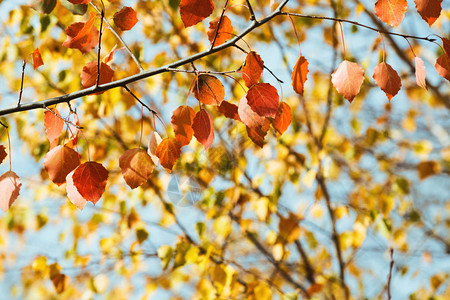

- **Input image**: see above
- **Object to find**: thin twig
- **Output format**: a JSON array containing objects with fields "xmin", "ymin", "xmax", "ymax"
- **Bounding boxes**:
[
  {"xmin": 210, "ymin": 0, "xmax": 230, "ymax": 51},
  {"xmin": 43, "ymin": 107, "xmax": 83, "ymax": 130},
  {"xmin": 123, "ymin": 85, "xmax": 157, "ymax": 115},
  {"xmin": 96, "ymin": 2, "xmax": 105, "ymax": 88},
  {"xmin": 234, "ymin": 44, "xmax": 285, "ymax": 83},
  {"xmin": 280, "ymin": 11, "xmax": 436, "ymax": 42},
  {"xmin": 18, "ymin": 60, "xmax": 26, "ymax": 106},
  {"xmin": 245, "ymin": 0, "xmax": 256, "ymax": 21},
  {"xmin": 89, "ymin": 2, "xmax": 145, "ymax": 72},
  {"xmin": 0, "ymin": 121, "xmax": 7, "ymax": 128},
  {"xmin": 387, "ymin": 248, "xmax": 394, "ymax": 300}
]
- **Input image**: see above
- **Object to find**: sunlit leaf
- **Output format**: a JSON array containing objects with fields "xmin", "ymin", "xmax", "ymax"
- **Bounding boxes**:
[
  {"xmin": 207, "ymin": 15, "xmax": 233, "ymax": 47},
  {"xmin": 72, "ymin": 162, "xmax": 109, "ymax": 204},
  {"xmin": 114, "ymin": 7, "xmax": 139, "ymax": 31},
  {"xmin": 192, "ymin": 109, "xmax": 214, "ymax": 150},
  {"xmin": 291, "ymin": 56, "xmax": 308, "ymax": 95},
  {"xmin": 156, "ymin": 138, "xmax": 181, "ymax": 171},
  {"xmin": 179, "ymin": 0, "xmax": 214, "ymax": 28},
  {"xmin": 171, "ymin": 105, "xmax": 195, "ymax": 146},
  {"xmin": 414, "ymin": 0, "xmax": 442, "ymax": 26},
  {"xmin": 373, "ymin": 62, "xmax": 402, "ymax": 101},
  {"xmin": 374, "ymin": 0, "xmax": 407, "ymax": 27},
  {"xmin": 193, "ymin": 75, "xmax": 224, "ymax": 106},
  {"xmin": 44, "ymin": 145, "xmax": 80, "ymax": 186},
  {"xmin": 242, "ymin": 51, "xmax": 264, "ymax": 88},
  {"xmin": 119, "ymin": 148, "xmax": 154, "ymax": 189},
  {"xmin": 331, "ymin": 60, "xmax": 365, "ymax": 103},
  {"xmin": 246, "ymin": 83, "xmax": 279, "ymax": 118},
  {"xmin": 0, "ymin": 171, "xmax": 21, "ymax": 212}
]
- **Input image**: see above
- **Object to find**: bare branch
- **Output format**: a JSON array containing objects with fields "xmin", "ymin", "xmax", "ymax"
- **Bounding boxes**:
[{"xmin": 387, "ymin": 248, "xmax": 394, "ymax": 300}]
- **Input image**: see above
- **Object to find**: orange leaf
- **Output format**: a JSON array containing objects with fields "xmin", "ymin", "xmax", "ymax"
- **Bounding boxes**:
[
  {"xmin": 103, "ymin": 44, "xmax": 118, "ymax": 64},
  {"xmin": 148, "ymin": 131, "xmax": 162, "ymax": 165},
  {"xmin": 66, "ymin": 170, "xmax": 87, "ymax": 210},
  {"xmin": 246, "ymin": 83, "xmax": 279, "ymax": 118},
  {"xmin": 207, "ymin": 15, "xmax": 233, "ymax": 47},
  {"xmin": 193, "ymin": 109, "xmax": 214, "ymax": 150},
  {"xmin": 0, "ymin": 145, "xmax": 7, "ymax": 165},
  {"xmin": 219, "ymin": 101, "xmax": 241, "ymax": 121},
  {"xmin": 273, "ymin": 102, "xmax": 292, "ymax": 136},
  {"xmin": 68, "ymin": 0, "xmax": 91, "ymax": 4},
  {"xmin": 44, "ymin": 145, "xmax": 80, "ymax": 186},
  {"xmin": 242, "ymin": 51, "xmax": 264, "ymax": 88},
  {"xmin": 114, "ymin": 7, "xmax": 139, "ymax": 31},
  {"xmin": 291, "ymin": 56, "xmax": 308, "ymax": 95},
  {"xmin": 331, "ymin": 60, "xmax": 365, "ymax": 103},
  {"xmin": 373, "ymin": 62, "xmax": 402, "ymax": 101},
  {"xmin": 247, "ymin": 119, "xmax": 270, "ymax": 148},
  {"xmin": 414, "ymin": 57, "xmax": 427, "ymax": 90},
  {"xmin": 119, "ymin": 148, "xmax": 154, "ymax": 189},
  {"xmin": 171, "ymin": 105, "xmax": 195, "ymax": 146},
  {"xmin": 72, "ymin": 162, "xmax": 109, "ymax": 204},
  {"xmin": 80, "ymin": 62, "xmax": 114, "ymax": 94},
  {"xmin": 156, "ymin": 138, "xmax": 181, "ymax": 171},
  {"xmin": 414, "ymin": 0, "xmax": 442, "ymax": 26},
  {"xmin": 193, "ymin": 75, "xmax": 224, "ymax": 106},
  {"xmin": 374, "ymin": 0, "xmax": 407, "ymax": 27},
  {"xmin": 32, "ymin": 48, "xmax": 44, "ymax": 70},
  {"xmin": 180, "ymin": 0, "xmax": 214, "ymax": 28},
  {"xmin": 62, "ymin": 12, "xmax": 98, "ymax": 53},
  {"xmin": 435, "ymin": 54, "xmax": 450, "ymax": 82},
  {"xmin": 238, "ymin": 95, "xmax": 265, "ymax": 128},
  {"xmin": 0, "ymin": 171, "xmax": 21, "ymax": 212},
  {"xmin": 44, "ymin": 107, "xmax": 64, "ymax": 144}
]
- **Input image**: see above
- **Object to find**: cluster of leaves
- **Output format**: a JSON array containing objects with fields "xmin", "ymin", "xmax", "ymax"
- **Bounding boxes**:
[{"xmin": 0, "ymin": 0, "xmax": 449, "ymax": 298}]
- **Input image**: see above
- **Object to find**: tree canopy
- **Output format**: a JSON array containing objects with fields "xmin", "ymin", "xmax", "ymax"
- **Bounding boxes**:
[{"xmin": 0, "ymin": 0, "xmax": 449, "ymax": 299}]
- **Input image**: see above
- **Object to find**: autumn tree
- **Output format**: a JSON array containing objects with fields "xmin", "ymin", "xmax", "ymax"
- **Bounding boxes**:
[{"xmin": 0, "ymin": 0, "xmax": 449, "ymax": 298}]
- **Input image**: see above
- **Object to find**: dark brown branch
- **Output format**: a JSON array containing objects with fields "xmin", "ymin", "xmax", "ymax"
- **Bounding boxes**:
[
  {"xmin": 209, "ymin": 0, "xmax": 230, "ymax": 51},
  {"xmin": 96, "ymin": 5, "xmax": 105, "ymax": 88},
  {"xmin": 386, "ymin": 248, "xmax": 394, "ymax": 300},
  {"xmin": 295, "ymin": 240, "xmax": 316, "ymax": 284},
  {"xmin": 229, "ymin": 213, "xmax": 310, "ymax": 297},
  {"xmin": 245, "ymin": 0, "xmax": 256, "ymax": 21},
  {"xmin": 316, "ymin": 173, "xmax": 349, "ymax": 299},
  {"xmin": 123, "ymin": 85, "xmax": 157, "ymax": 115},
  {"xmin": 17, "ymin": 60, "xmax": 26, "ymax": 106}
]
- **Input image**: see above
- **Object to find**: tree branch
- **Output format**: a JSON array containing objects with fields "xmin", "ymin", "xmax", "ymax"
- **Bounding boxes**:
[
  {"xmin": 0, "ymin": 0, "xmax": 290, "ymax": 117},
  {"xmin": 387, "ymin": 248, "xmax": 394, "ymax": 300}
]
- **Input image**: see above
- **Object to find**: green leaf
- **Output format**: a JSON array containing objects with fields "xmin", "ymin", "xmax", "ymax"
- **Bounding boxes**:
[
  {"xmin": 60, "ymin": 0, "xmax": 88, "ymax": 15},
  {"xmin": 135, "ymin": 228, "xmax": 149, "ymax": 244}
]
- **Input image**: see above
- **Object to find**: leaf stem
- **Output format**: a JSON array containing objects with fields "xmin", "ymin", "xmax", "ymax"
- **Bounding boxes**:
[
  {"xmin": 18, "ymin": 60, "xmax": 26, "ymax": 107},
  {"xmin": 210, "ymin": 0, "xmax": 230, "ymax": 51},
  {"xmin": 96, "ymin": 3, "xmax": 105, "ymax": 88},
  {"xmin": 288, "ymin": 15, "xmax": 302, "ymax": 56}
]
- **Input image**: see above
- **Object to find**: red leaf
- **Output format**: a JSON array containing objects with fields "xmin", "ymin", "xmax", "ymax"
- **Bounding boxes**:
[
  {"xmin": 273, "ymin": 102, "xmax": 292, "ymax": 136},
  {"xmin": 193, "ymin": 75, "xmax": 224, "ymax": 106},
  {"xmin": 246, "ymin": 83, "xmax": 279, "ymax": 118},
  {"xmin": 66, "ymin": 170, "xmax": 87, "ymax": 210},
  {"xmin": 148, "ymin": 131, "xmax": 162, "ymax": 165},
  {"xmin": 44, "ymin": 145, "xmax": 80, "ymax": 186},
  {"xmin": 113, "ymin": 7, "xmax": 139, "ymax": 31},
  {"xmin": 247, "ymin": 119, "xmax": 270, "ymax": 148},
  {"xmin": 435, "ymin": 54, "xmax": 450, "ymax": 82},
  {"xmin": 180, "ymin": 0, "xmax": 214, "ymax": 28},
  {"xmin": 331, "ymin": 60, "xmax": 365, "ymax": 103},
  {"xmin": 441, "ymin": 37, "xmax": 450, "ymax": 57},
  {"xmin": 414, "ymin": 0, "xmax": 442, "ymax": 26},
  {"xmin": 242, "ymin": 51, "xmax": 264, "ymax": 88},
  {"xmin": 0, "ymin": 171, "xmax": 21, "ymax": 212},
  {"xmin": 44, "ymin": 107, "xmax": 65, "ymax": 144},
  {"xmin": 80, "ymin": 62, "xmax": 114, "ymax": 94},
  {"xmin": 192, "ymin": 109, "xmax": 214, "ymax": 150},
  {"xmin": 415, "ymin": 57, "xmax": 427, "ymax": 90},
  {"xmin": 238, "ymin": 95, "xmax": 265, "ymax": 128},
  {"xmin": 119, "ymin": 149, "xmax": 154, "ymax": 189},
  {"xmin": 207, "ymin": 15, "xmax": 233, "ymax": 47},
  {"xmin": 373, "ymin": 62, "xmax": 402, "ymax": 101},
  {"xmin": 68, "ymin": 0, "xmax": 91, "ymax": 4},
  {"xmin": 171, "ymin": 105, "xmax": 195, "ymax": 146},
  {"xmin": 0, "ymin": 145, "xmax": 6, "ymax": 165},
  {"xmin": 62, "ymin": 12, "xmax": 98, "ymax": 53},
  {"xmin": 374, "ymin": 0, "xmax": 407, "ymax": 27},
  {"xmin": 291, "ymin": 56, "xmax": 309, "ymax": 95},
  {"xmin": 72, "ymin": 162, "xmax": 109, "ymax": 204},
  {"xmin": 32, "ymin": 48, "xmax": 44, "ymax": 70},
  {"xmin": 156, "ymin": 138, "xmax": 182, "ymax": 172},
  {"xmin": 219, "ymin": 101, "xmax": 241, "ymax": 121}
]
